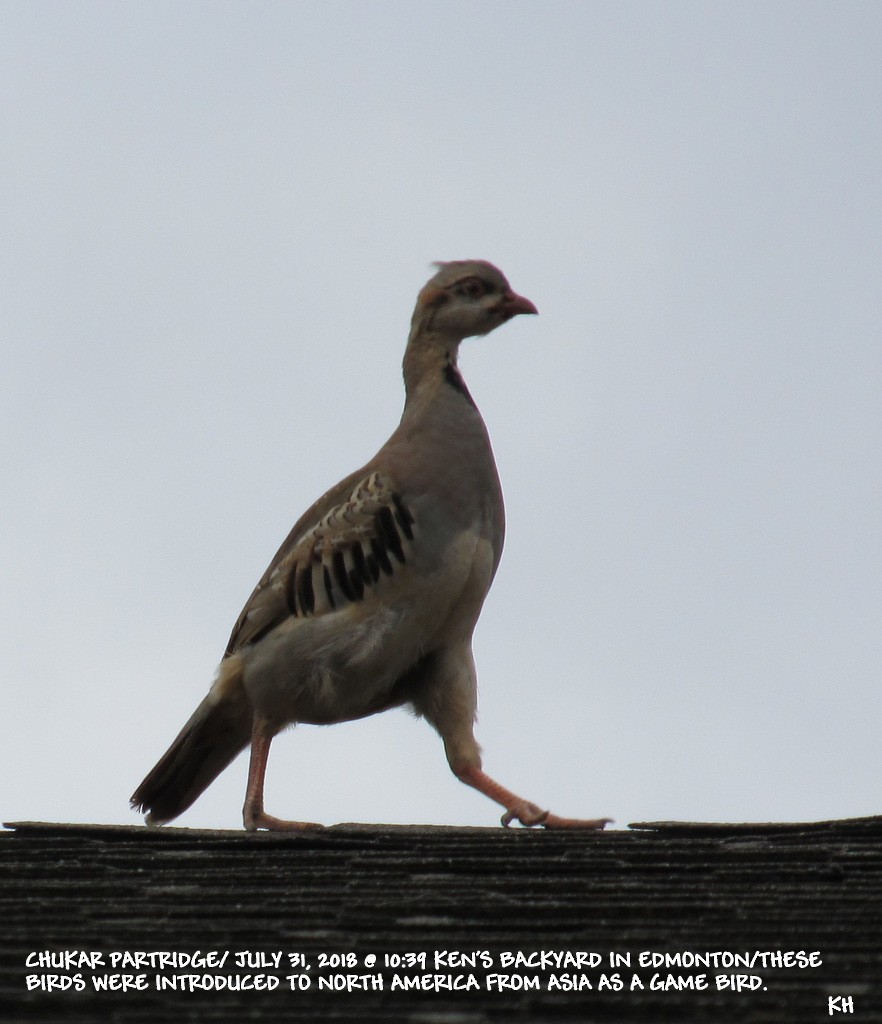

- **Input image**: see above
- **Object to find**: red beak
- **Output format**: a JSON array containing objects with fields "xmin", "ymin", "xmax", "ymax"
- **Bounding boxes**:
[{"xmin": 498, "ymin": 290, "xmax": 539, "ymax": 318}]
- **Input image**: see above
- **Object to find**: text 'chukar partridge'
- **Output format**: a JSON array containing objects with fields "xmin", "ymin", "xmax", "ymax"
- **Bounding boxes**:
[{"xmin": 131, "ymin": 260, "xmax": 610, "ymax": 830}]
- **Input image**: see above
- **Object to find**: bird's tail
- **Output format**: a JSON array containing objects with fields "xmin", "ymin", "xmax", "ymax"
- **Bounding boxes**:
[{"xmin": 130, "ymin": 659, "xmax": 252, "ymax": 825}]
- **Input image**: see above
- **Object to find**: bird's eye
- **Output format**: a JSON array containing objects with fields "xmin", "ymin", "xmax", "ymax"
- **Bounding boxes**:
[{"xmin": 457, "ymin": 277, "xmax": 488, "ymax": 300}]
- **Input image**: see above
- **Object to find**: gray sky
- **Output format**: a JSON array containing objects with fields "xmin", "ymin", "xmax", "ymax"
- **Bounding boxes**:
[{"xmin": 3, "ymin": 2, "xmax": 880, "ymax": 832}]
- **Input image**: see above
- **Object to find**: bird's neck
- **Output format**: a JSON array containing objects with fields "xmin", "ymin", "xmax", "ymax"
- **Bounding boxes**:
[{"xmin": 402, "ymin": 330, "xmax": 471, "ymax": 407}]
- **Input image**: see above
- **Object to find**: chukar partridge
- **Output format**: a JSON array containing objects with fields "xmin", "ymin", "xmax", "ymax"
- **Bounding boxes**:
[{"xmin": 131, "ymin": 260, "xmax": 609, "ymax": 830}]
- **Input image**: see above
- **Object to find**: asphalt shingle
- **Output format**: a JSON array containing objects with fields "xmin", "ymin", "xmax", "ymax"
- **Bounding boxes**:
[{"xmin": 3, "ymin": 817, "xmax": 880, "ymax": 1022}]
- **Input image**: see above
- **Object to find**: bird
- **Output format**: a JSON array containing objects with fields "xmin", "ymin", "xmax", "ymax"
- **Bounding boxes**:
[{"xmin": 131, "ymin": 259, "xmax": 610, "ymax": 831}]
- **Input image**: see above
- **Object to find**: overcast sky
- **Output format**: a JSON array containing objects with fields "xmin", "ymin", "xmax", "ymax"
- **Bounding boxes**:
[{"xmin": 3, "ymin": 2, "xmax": 880, "ymax": 832}]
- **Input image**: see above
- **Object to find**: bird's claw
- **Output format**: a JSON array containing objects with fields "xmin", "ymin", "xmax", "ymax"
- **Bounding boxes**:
[
  {"xmin": 501, "ymin": 802, "xmax": 550, "ymax": 828},
  {"xmin": 502, "ymin": 803, "xmax": 612, "ymax": 830},
  {"xmin": 244, "ymin": 809, "xmax": 325, "ymax": 832}
]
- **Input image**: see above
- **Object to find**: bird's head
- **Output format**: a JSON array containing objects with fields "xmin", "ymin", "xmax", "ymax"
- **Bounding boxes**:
[{"xmin": 411, "ymin": 259, "xmax": 538, "ymax": 341}]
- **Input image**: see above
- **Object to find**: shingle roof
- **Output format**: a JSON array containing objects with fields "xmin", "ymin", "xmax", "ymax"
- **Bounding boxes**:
[{"xmin": 3, "ymin": 817, "xmax": 881, "ymax": 1022}]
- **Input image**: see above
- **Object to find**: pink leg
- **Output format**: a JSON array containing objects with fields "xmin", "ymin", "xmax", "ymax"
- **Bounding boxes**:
[
  {"xmin": 242, "ymin": 715, "xmax": 324, "ymax": 831},
  {"xmin": 454, "ymin": 763, "xmax": 611, "ymax": 830}
]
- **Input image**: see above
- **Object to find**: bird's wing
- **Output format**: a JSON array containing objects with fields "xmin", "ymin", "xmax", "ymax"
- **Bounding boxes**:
[{"xmin": 224, "ymin": 470, "xmax": 416, "ymax": 655}]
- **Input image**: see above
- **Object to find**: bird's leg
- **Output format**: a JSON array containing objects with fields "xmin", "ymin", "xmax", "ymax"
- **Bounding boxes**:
[
  {"xmin": 242, "ymin": 715, "xmax": 324, "ymax": 831},
  {"xmin": 422, "ymin": 650, "xmax": 609, "ymax": 830},
  {"xmin": 453, "ymin": 762, "xmax": 611, "ymax": 831}
]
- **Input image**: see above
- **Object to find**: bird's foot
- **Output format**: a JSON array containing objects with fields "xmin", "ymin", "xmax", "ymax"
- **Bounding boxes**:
[
  {"xmin": 452, "ymin": 762, "xmax": 612, "ymax": 831},
  {"xmin": 501, "ymin": 801, "xmax": 611, "ymax": 830},
  {"xmin": 244, "ymin": 809, "xmax": 325, "ymax": 832}
]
